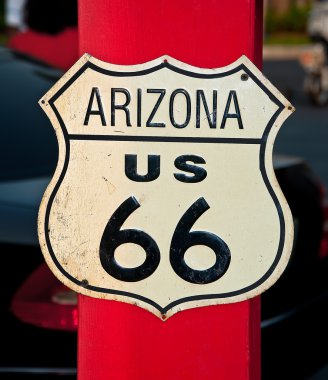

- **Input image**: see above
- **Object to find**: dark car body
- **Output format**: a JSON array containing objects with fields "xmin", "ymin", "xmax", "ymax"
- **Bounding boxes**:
[{"xmin": 0, "ymin": 47, "xmax": 327, "ymax": 379}]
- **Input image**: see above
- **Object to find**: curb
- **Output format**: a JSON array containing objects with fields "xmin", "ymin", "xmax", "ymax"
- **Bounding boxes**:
[{"xmin": 263, "ymin": 44, "xmax": 311, "ymax": 60}]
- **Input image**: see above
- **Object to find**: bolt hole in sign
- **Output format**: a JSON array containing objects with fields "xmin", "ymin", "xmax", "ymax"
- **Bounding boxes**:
[{"xmin": 38, "ymin": 55, "xmax": 294, "ymax": 319}]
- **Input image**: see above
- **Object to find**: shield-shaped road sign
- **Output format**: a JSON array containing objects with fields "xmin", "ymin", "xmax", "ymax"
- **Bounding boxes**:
[{"xmin": 38, "ymin": 55, "xmax": 294, "ymax": 319}]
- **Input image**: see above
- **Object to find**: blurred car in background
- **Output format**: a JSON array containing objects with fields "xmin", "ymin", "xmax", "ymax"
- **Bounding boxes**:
[
  {"xmin": 0, "ymin": 46, "xmax": 77, "ymax": 379},
  {"xmin": 0, "ymin": 46, "xmax": 328, "ymax": 379}
]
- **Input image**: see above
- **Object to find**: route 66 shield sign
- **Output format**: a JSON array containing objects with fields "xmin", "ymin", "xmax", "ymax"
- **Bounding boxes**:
[{"xmin": 38, "ymin": 54, "xmax": 294, "ymax": 319}]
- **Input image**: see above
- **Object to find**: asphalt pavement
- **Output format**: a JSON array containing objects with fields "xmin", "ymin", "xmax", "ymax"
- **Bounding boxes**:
[
  {"xmin": 263, "ymin": 52, "xmax": 328, "ymax": 380},
  {"xmin": 263, "ymin": 58, "xmax": 328, "ymax": 190}
]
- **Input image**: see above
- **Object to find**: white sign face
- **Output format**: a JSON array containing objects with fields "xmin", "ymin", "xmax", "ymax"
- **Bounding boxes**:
[{"xmin": 38, "ymin": 54, "xmax": 294, "ymax": 319}]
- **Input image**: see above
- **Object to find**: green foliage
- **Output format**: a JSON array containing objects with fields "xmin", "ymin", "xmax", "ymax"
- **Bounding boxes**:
[
  {"xmin": 266, "ymin": 3, "xmax": 311, "ymax": 34},
  {"xmin": 264, "ymin": 33, "xmax": 311, "ymax": 45}
]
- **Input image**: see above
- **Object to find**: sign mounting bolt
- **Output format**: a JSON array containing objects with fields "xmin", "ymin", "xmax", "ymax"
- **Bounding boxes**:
[{"xmin": 241, "ymin": 73, "xmax": 249, "ymax": 81}]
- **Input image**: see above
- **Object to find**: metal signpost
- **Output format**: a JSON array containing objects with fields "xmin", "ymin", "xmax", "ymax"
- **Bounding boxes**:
[{"xmin": 38, "ymin": 0, "xmax": 294, "ymax": 378}]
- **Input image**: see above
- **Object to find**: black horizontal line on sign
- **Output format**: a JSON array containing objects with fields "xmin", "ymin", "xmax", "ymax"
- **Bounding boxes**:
[{"xmin": 68, "ymin": 134, "xmax": 262, "ymax": 144}]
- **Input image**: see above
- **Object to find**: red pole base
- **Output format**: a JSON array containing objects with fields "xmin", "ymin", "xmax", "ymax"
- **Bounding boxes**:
[{"xmin": 78, "ymin": 297, "xmax": 260, "ymax": 380}]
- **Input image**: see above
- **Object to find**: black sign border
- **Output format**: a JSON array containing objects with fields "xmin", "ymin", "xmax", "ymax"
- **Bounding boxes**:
[{"xmin": 44, "ymin": 59, "xmax": 285, "ymax": 315}]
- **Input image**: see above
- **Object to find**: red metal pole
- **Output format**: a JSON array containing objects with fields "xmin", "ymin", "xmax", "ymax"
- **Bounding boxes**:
[{"xmin": 78, "ymin": 1, "xmax": 262, "ymax": 379}]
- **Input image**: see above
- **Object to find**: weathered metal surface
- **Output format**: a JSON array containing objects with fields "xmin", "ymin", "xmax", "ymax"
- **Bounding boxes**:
[{"xmin": 38, "ymin": 54, "xmax": 294, "ymax": 319}]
